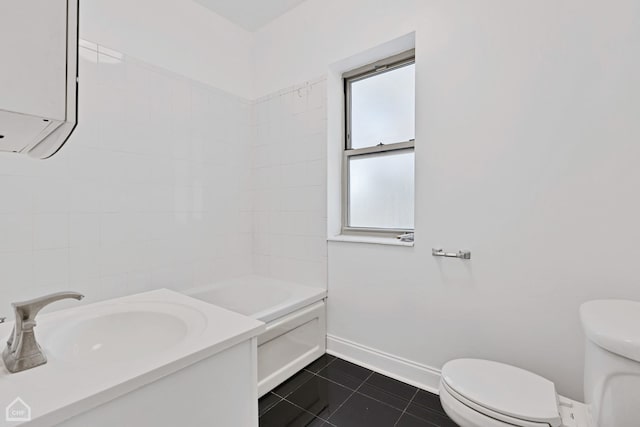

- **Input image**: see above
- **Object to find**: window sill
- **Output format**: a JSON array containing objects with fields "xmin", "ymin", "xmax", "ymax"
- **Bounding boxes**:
[{"xmin": 327, "ymin": 235, "xmax": 414, "ymax": 247}]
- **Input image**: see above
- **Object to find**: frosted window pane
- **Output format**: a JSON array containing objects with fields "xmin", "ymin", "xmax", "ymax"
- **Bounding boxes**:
[
  {"xmin": 348, "ymin": 150, "xmax": 414, "ymax": 229},
  {"xmin": 350, "ymin": 64, "xmax": 415, "ymax": 149}
]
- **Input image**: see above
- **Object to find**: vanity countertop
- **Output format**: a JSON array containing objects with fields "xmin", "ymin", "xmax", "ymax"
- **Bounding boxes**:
[{"xmin": 0, "ymin": 289, "xmax": 265, "ymax": 426}]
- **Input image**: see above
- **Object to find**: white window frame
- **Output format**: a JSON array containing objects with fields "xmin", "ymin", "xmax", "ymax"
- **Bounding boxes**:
[{"xmin": 342, "ymin": 49, "xmax": 416, "ymax": 236}]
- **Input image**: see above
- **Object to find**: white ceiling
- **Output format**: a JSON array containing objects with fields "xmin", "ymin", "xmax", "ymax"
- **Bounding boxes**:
[{"xmin": 194, "ymin": 0, "xmax": 309, "ymax": 32}]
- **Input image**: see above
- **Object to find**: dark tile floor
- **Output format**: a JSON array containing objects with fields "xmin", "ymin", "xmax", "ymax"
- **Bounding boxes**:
[{"xmin": 259, "ymin": 354, "xmax": 458, "ymax": 427}]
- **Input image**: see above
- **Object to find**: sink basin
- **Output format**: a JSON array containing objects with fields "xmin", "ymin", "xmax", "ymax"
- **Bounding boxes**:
[
  {"xmin": 41, "ymin": 302, "xmax": 206, "ymax": 364},
  {"xmin": 0, "ymin": 289, "xmax": 265, "ymax": 426}
]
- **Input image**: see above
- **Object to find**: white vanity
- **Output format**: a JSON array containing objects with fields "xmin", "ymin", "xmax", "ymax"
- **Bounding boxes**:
[{"xmin": 0, "ymin": 290, "xmax": 264, "ymax": 427}]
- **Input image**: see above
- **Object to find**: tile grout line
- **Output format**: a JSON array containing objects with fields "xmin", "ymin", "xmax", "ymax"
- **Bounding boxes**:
[
  {"xmin": 323, "ymin": 371, "xmax": 375, "ymax": 425},
  {"xmin": 282, "ymin": 398, "xmax": 338, "ymax": 427},
  {"xmin": 291, "ymin": 355, "xmax": 344, "ymax": 426},
  {"xmin": 281, "ymin": 356, "xmax": 341, "ymax": 426},
  {"xmin": 311, "ymin": 359, "xmax": 419, "ymax": 416},
  {"xmin": 304, "ymin": 354, "xmax": 337, "ymax": 377},
  {"xmin": 262, "ymin": 356, "xmax": 452, "ymax": 426},
  {"xmin": 308, "ymin": 357, "xmax": 414, "ymax": 414},
  {"xmin": 258, "ymin": 392, "xmax": 283, "ymax": 417},
  {"xmin": 352, "ymin": 383, "xmax": 420, "ymax": 413},
  {"xmin": 272, "ymin": 368, "xmax": 318, "ymax": 399},
  {"xmin": 313, "ymin": 371, "xmax": 363, "ymax": 391},
  {"xmin": 393, "ymin": 388, "xmax": 419, "ymax": 427},
  {"xmin": 397, "ymin": 391, "xmax": 450, "ymax": 427},
  {"xmin": 263, "ymin": 356, "xmax": 338, "ymax": 420},
  {"xmin": 339, "ymin": 371, "xmax": 420, "ymax": 414},
  {"xmin": 406, "ymin": 391, "xmax": 450, "ymax": 420}
]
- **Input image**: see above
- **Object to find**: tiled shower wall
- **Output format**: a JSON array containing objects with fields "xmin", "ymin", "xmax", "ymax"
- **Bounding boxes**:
[
  {"xmin": 251, "ymin": 78, "xmax": 328, "ymax": 288},
  {"xmin": 0, "ymin": 41, "xmax": 253, "ymax": 306}
]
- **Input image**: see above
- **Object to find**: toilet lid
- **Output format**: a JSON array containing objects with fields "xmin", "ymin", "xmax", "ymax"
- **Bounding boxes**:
[
  {"xmin": 581, "ymin": 299, "xmax": 640, "ymax": 363},
  {"xmin": 441, "ymin": 359, "xmax": 561, "ymax": 426}
]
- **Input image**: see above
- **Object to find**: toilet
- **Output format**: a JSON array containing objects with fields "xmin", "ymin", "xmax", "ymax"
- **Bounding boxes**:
[{"xmin": 439, "ymin": 300, "xmax": 640, "ymax": 427}]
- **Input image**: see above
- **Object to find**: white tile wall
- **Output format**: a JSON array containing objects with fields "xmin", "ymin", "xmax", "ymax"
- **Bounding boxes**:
[
  {"xmin": 251, "ymin": 79, "xmax": 328, "ymax": 288},
  {"xmin": 0, "ymin": 43, "xmax": 330, "ymax": 312},
  {"xmin": 0, "ymin": 42, "xmax": 253, "ymax": 308}
]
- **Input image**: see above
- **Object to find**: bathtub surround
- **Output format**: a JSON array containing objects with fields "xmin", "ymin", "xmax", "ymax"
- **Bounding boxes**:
[
  {"xmin": 254, "ymin": 0, "xmax": 640, "ymax": 400},
  {"xmin": 251, "ymin": 79, "xmax": 328, "ymax": 288},
  {"xmin": 0, "ymin": 42, "xmax": 253, "ymax": 307}
]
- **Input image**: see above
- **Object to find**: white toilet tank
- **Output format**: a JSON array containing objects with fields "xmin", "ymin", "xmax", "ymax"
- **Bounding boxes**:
[{"xmin": 580, "ymin": 300, "xmax": 640, "ymax": 427}]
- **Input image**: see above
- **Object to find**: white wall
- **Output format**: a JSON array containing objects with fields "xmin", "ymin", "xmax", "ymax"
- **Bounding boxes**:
[
  {"xmin": 3, "ymin": 0, "xmax": 639, "ymax": 402},
  {"xmin": 81, "ymin": 0, "xmax": 254, "ymax": 98},
  {"xmin": 255, "ymin": 0, "xmax": 640, "ymax": 399},
  {"xmin": 251, "ymin": 79, "xmax": 328, "ymax": 288},
  {"xmin": 0, "ymin": 42, "xmax": 252, "ymax": 309}
]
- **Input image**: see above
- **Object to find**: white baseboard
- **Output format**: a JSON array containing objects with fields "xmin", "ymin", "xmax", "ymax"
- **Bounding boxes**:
[{"xmin": 326, "ymin": 334, "xmax": 441, "ymax": 395}]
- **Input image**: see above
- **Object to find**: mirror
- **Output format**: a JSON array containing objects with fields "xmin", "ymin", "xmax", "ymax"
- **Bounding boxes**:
[{"xmin": 0, "ymin": 0, "xmax": 79, "ymax": 159}]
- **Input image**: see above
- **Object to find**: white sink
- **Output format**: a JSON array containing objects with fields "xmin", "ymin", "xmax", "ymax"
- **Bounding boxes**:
[
  {"xmin": 40, "ymin": 301, "xmax": 206, "ymax": 364},
  {"xmin": 0, "ymin": 289, "xmax": 265, "ymax": 425}
]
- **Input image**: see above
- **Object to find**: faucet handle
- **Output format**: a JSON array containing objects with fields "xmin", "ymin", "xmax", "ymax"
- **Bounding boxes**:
[
  {"xmin": 0, "ymin": 317, "xmax": 6, "ymax": 324},
  {"xmin": 12, "ymin": 291, "xmax": 85, "ymax": 322},
  {"xmin": 3, "ymin": 292, "xmax": 83, "ymax": 373}
]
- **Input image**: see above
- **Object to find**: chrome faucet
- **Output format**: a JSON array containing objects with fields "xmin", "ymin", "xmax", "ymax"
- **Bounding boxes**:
[{"xmin": 2, "ymin": 292, "xmax": 84, "ymax": 373}]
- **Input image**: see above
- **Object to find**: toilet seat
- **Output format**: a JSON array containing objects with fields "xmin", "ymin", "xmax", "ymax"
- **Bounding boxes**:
[
  {"xmin": 441, "ymin": 379, "xmax": 553, "ymax": 427},
  {"xmin": 441, "ymin": 359, "xmax": 562, "ymax": 427},
  {"xmin": 440, "ymin": 380, "xmax": 551, "ymax": 427}
]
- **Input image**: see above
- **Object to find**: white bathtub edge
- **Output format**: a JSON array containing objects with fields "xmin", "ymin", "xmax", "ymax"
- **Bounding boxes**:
[
  {"xmin": 181, "ymin": 276, "xmax": 327, "ymax": 323},
  {"xmin": 253, "ymin": 292, "xmax": 327, "ymax": 323}
]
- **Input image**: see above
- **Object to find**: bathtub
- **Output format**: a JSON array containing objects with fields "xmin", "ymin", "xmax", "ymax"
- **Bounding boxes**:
[{"xmin": 185, "ymin": 276, "xmax": 327, "ymax": 396}]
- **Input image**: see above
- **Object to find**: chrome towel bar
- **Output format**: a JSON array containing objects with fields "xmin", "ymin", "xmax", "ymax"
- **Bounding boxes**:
[{"xmin": 432, "ymin": 248, "xmax": 471, "ymax": 260}]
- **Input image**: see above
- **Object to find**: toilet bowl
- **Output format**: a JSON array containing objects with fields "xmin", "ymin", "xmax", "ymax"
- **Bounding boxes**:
[{"xmin": 439, "ymin": 300, "xmax": 640, "ymax": 427}]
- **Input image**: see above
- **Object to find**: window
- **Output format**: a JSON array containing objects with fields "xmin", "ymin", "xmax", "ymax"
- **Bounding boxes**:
[{"xmin": 343, "ymin": 50, "xmax": 415, "ymax": 235}]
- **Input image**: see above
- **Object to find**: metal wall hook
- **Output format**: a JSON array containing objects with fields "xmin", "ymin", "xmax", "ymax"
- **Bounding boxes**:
[{"xmin": 432, "ymin": 248, "xmax": 471, "ymax": 260}]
